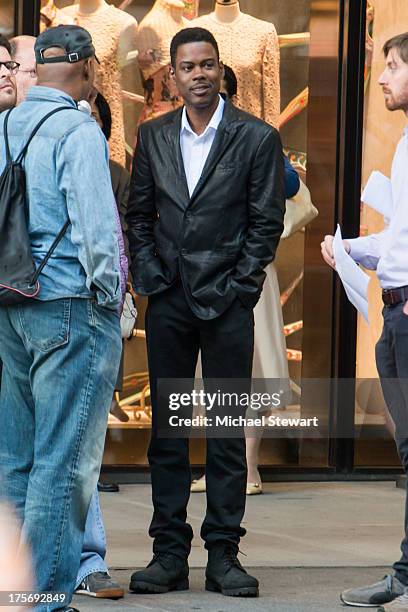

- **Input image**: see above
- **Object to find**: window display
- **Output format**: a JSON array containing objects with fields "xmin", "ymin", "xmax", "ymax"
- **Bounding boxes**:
[
  {"xmin": 41, "ymin": 0, "xmax": 138, "ymax": 165},
  {"xmin": 193, "ymin": 2, "xmax": 280, "ymax": 127}
]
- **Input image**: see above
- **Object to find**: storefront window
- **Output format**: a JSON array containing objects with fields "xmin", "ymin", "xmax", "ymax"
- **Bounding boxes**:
[
  {"xmin": 354, "ymin": 0, "xmax": 405, "ymax": 467},
  {"xmin": 39, "ymin": 1, "xmax": 312, "ymax": 468}
]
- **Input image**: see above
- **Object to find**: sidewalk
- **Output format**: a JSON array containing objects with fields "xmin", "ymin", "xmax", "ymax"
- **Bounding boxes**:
[{"xmin": 73, "ymin": 482, "xmax": 405, "ymax": 611}]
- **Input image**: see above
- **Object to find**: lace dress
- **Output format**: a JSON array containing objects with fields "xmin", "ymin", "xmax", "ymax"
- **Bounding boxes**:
[
  {"xmin": 63, "ymin": 4, "xmax": 138, "ymax": 165},
  {"xmin": 192, "ymin": 12, "xmax": 280, "ymax": 128}
]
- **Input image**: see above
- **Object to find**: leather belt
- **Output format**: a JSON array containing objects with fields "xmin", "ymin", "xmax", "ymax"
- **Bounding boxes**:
[{"xmin": 382, "ymin": 285, "xmax": 408, "ymax": 306}]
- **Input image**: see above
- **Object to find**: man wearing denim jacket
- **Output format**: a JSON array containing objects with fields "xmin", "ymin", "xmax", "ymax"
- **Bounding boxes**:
[{"xmin": 0, "ymin": 26, "xmax": 122, "ymax": 612}]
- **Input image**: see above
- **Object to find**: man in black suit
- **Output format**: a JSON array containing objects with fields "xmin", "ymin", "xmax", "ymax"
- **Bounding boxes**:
[{"xmin": 127, "ymin": 27, "xmax": 285, "ymax": 598}]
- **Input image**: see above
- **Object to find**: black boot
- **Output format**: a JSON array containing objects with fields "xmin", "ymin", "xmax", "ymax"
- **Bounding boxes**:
[
  {"xmin": 129, "ymin": 553, "xmax": 189, "ymax": 594},
  {"xmin": 205, "ymin": 544, "xmax": 259, "ymax": 597}
]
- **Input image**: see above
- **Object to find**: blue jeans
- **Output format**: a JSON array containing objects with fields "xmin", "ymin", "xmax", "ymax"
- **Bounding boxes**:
[
  {"xmin": 376, "ymin": 302, "xmax": 408, "ymax": 585},
  {"xmin": 0, "ymin": 298, "xmax": 121, "ymax": 611},
  {"xmin": 76, "ymin": 488, "xmax": 107, "ymax": 587}
]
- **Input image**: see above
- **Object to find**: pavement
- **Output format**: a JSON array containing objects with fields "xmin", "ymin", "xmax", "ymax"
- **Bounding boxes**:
[{"xmin": 72, "ymin": 482, "xmax": 406, "ymax": 611}]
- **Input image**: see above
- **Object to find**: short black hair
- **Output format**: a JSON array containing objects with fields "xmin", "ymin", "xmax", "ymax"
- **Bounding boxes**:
[
  {"xmin": 0, "ymin": 34, "xmax": 11, "ymax": 55},
  {"xmin": 95, "ymin": 91, "xmax": 112, "ymax": 141},
  {"xmin": 222, "ymin": 64, "xmax": 238, "ymax": 98},
  {"xmin": 170, "ymin": 27, "xmax": 219, "ymax": 68}
]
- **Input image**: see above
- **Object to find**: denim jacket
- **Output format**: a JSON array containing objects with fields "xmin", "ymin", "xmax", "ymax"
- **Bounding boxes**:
[{"xmin": 0, "ymin": 86, "xmax": 122, "ymax": 309}]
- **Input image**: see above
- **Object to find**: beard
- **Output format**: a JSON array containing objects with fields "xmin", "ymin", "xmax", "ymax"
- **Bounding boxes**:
[{"xmin": 383, "ymin": 89, "xmax": 408, "ymax": 112}]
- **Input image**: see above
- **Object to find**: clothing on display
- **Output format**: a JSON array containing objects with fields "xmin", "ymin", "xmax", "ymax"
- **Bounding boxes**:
[
  {"xmin": 192, "ymin": 1, "xmax": 280, "ymax": 127},
  {"xmin": 61, "ymin": 1, "xmax": 138, "ymax": 165},
  {"xmin": 136, "ymin": 0, "xmax": 187, "ymax": 123},
  {"xmin": 183, "ymin": 0, "xmax": 199, "ymax": 20},
  {"xmin": 40, "ymin": 1, "xmax": 75, "ymax": 31}
]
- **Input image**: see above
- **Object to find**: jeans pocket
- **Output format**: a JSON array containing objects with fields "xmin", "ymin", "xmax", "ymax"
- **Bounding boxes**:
[{"xmin": 19, "ymin": 298, "xmax": 71, "ymax": 352}]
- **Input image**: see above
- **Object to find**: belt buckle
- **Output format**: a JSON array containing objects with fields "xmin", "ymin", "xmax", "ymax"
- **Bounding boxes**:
[{"xmin": 382, "ymin": 289, "xmax": 393, "ymax": 306}]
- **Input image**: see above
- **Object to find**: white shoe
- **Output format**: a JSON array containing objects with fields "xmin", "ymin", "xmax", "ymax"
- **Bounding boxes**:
[
  {"xmin": 246, "ymin": 482, "xmax": 263, "ymax": 495},
  {"xmin": 190, "ymin": 475, "xmax": 206, "ymax": 492}
]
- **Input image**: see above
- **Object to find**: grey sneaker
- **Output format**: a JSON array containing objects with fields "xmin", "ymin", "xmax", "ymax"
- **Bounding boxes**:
[
  {"xmin": 378, "ymin": 591, "xmax": 408, "ymax": 610},
  {"xmin": 340, "ymin": 575, "xmax": 405, "ymax": 607},
  {"xmin": 75, "ymin": 571, "xmax": 124, "ymax": 599}
]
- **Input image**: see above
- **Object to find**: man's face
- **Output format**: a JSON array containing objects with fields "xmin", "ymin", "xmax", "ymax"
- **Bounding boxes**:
[
  {"xmin": 172, "ymin": 42, "xmax": 222, "ymax": 109},
  {"xmin": 378, "ymin": 48, "xmax": 408, "ymax": 113},
  {"xmin": 13, "ymin": 41, "xmax": 37, "ymax": 104},
  {"xmin": 0, "ymin": 46, "xmax": 17, "ymax": 111}
]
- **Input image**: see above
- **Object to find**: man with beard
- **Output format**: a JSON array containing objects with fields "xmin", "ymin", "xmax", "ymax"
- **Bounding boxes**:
[
  {"xmin": 0, "ymin": 34, "xmax": 17, "ymax": 112},
  {"xmin": 322, "ymin": 32, "xmax": 408, "ymax": 612}
]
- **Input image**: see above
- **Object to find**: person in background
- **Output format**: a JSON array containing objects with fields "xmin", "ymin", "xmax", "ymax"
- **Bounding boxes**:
[
  {"xmin": 0, "ymin": 45, "xmax": 15, "ymax": 398},
  {"xmin": 0, "ymin": 34, "xmax": 17, "ymax": 389},
  {"xmin": 9, "ymin": 35, "xmax": 37, "ymax": 104},
  {"xmin": 0, "ymin": 34, "xmax": 17, "ymax": 112}
]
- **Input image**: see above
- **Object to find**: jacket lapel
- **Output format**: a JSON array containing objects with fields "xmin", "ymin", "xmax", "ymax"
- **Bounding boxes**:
[
  {"xmin": 161, "ymin": 109, "xmax": 190, "ymax": 203},
  {"xmin": 189, "ymin": 101, "xmax": 241, "ymax": 203}
]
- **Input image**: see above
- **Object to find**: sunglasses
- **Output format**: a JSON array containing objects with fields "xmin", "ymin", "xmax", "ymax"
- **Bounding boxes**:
[{"xmin": 0, "ymin": 61, "xmax": 20, "ymax": 75}]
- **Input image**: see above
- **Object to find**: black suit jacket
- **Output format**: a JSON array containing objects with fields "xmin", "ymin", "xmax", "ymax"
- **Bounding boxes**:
[{"xmin": 126, "ymin": 100, "xmax": 285, "ymax": 320}]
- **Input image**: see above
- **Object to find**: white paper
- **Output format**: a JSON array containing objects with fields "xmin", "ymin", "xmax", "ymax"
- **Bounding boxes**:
[
  {"xmin": 333, "ymin": 225, "xmax": 370, "ymax": 322},
  {"xmin": 361, "ymin": 171, "xmax": 393, "ymax": 220}
]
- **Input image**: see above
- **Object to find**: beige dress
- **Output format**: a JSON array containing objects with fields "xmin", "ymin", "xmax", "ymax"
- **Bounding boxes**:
[
  {"xmin": 63, "ymin": 4, "xmax": 138, "ymax": 165},
  {"xmin": 192, "ymin": 12, "xmax": 280, "ymax": 128}
]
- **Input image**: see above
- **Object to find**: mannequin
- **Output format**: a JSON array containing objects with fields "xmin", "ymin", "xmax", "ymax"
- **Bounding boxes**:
[
  {"xmin": 193, "ymin": 0, "xmax": 280, "ymax": 127},
  {"xmin": 61, "ymin": 0, "xmax": 138, "ymax": 165},
  {"xmin": 213, "ymin": 0, "xmax": 241, "ymax": 23},
  {"xmin": 40, "ymin": 1, "xmax": 75, "ymax": 31},
  {"xmin": 136, "ymin": 0, "xmax": 187, "ymax": 124}
]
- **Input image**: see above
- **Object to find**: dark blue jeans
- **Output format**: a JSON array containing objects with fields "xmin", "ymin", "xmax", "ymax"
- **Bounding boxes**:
[
  {"xmin": 376, "ymin": 302, "xmax": 408, "ymax": 585},
  {"xmin": 0, "ymin": 298, "xmax": 121, "ymax": 610}
]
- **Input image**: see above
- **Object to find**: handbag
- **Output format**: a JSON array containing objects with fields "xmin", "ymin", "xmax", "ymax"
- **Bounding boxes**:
[
  {"xmin": 120, "ymin": 291, "xmax": 137, "ymax": 339},
  {"xmin": 281, "ymin": 178, "xmax": 318, "ymax": 240}
]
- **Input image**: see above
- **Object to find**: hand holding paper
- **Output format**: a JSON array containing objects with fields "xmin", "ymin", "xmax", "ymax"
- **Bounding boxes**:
[{"xmin": 333, "ymin": 225, "xmax": 370, "ymax": 322}]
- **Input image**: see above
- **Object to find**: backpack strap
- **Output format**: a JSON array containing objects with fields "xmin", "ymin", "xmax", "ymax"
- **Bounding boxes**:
[
  {"xmin": 15, "ymin": 105, "xmax": 77, "ymax": 164},
  {"xmin": 3, "ymin": 108, "xmax": 14, "ymax": 165},
  {"xmin": 31, "ymin": 218, "xmax": 71, "ymax": 285}
]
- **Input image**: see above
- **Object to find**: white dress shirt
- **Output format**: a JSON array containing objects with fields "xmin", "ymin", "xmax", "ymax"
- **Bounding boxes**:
[
  {"xmin": 180, "ymin": 95, "xmax": 225, "ymax": 197},
  {"xmin": 348, "ymin": 127, "xmax": 408, "ymax": 289}
]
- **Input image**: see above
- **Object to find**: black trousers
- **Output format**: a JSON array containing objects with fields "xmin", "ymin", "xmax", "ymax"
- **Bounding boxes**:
[
  {"xmin": 145, "ymin": 282, "xmax": 254, "ymax": 559},
  {"xmin": 376, "ymin": 302, "xmax": 408, "ymax": 584}
]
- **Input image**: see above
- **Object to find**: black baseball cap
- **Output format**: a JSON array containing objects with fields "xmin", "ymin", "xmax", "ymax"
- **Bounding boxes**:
[{"xmin": 35, "ymin": 25, "xmax": 98, "ymax": 64}]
